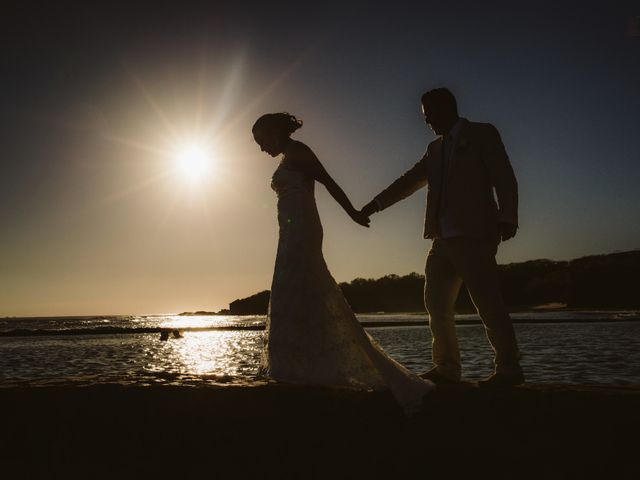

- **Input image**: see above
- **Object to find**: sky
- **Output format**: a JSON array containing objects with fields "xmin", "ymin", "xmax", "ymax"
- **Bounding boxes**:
[{"xmin": 1, "ymin": 1, "xmax": 639, "ymax": 316}]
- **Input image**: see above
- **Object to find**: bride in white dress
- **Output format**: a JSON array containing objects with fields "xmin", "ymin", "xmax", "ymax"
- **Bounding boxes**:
[{"xmin": 252, "ymin": 113, "xmax": 434, "ymax": 414}]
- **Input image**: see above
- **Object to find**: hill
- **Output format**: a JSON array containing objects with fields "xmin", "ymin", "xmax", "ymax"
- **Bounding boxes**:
[{"xmin": 219, "ymin": 250, "xmax": 640, "ymax": 315}]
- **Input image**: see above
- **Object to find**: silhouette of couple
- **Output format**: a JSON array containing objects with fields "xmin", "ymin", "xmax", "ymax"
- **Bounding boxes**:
[{"xmin": 252, "ymin": 88, "xmax": 523, "ymax": 414}]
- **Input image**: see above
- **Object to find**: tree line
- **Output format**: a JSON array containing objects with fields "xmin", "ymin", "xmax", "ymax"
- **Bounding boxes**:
[{"xmin": 221, "ymin": 250, "xmax": 640, "ymax": 315}]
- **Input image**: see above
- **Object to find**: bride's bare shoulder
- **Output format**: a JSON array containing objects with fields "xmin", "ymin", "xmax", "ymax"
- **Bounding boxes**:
[
  {"xmin": 283, "ymin": 140, "xmax": 326, "ymax": 180},
  {"xmin": 284, "ymin": 140, "xmax": 320, "ymax": 168}
]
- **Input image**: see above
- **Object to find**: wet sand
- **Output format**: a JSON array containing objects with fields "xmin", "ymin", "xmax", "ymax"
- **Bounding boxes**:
[{"xmin": 2, "ymin": 382, "xmax": 639, "ymax": 479}]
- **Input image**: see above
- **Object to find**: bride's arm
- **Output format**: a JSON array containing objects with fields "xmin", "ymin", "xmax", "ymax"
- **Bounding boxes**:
[{"xmin": 291, "ymin": 143, "xmax": 369, "ymax": 227}]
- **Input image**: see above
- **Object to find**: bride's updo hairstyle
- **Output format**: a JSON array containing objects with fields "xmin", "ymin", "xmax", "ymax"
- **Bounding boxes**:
[{"xmin": 252, "ymin": 112, "xmax": 303, "ymax": 140}]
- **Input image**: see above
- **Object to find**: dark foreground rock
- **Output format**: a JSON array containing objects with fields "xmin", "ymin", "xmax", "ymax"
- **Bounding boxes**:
[{"xmin": 1, "ymin": 383, "xmax": 639, "ymax": 479}]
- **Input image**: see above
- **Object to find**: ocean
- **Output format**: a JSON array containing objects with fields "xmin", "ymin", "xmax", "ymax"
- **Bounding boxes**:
[{"xmin": 1, "ymin": 311, "xmax": 639, "ymax": 387}]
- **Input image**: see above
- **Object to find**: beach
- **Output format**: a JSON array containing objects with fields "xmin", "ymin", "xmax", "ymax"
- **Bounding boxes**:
[
  {"xmin": 2, "ymin": 382, "xmax": 639, "ymax": 479},
  {"xmin": 3, "ymin": 313, "xmax": 639, "ymax": 478}
]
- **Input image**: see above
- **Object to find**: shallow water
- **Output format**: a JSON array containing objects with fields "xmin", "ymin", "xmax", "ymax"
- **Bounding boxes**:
[{"xmin": 1, "ymin": 314, "xmax": 639, "ymax": 386}]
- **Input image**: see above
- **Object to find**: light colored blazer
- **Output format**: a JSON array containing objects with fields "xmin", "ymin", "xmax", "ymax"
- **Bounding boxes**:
[{"xmin": 375, "ymin": 119, "xmax": 518, "ymax": 239}]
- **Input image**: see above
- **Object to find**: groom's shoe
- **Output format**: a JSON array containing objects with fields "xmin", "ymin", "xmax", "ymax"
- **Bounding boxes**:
[
  {"xmin": 419, "ymin": 368, "xmax": 460, "ymax": 385},
  {"xmin": 477, "ymin": 371, "xmax": 525, "ymax": 388}
]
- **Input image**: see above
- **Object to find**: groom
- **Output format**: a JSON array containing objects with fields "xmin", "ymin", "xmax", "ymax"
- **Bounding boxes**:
[{"xmin": 361, "ymin": 87, "xmax": 524, "ymax": 387}]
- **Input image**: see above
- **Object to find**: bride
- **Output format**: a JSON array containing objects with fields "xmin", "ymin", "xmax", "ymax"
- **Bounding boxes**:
[{"xmin": 252, "ymin": 112, "xmax": 434, "ymax": 413}]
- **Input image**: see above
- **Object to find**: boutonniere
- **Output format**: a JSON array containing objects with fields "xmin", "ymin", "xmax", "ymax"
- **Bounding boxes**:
[{"xmin": 456, "ymin": 137, "xmax": 470, "ymax": 151}]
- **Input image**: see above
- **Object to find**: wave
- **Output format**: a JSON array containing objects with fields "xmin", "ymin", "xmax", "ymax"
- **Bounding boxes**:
[{"xmin": 0, "ymin": 325, "xmax": 265, "ymax": 337}]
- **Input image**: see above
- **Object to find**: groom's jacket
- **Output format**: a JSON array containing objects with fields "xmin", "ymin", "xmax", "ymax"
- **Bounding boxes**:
[{"xmin": 374, "ymin": 119, "xmax": 518, "ymax": 240}]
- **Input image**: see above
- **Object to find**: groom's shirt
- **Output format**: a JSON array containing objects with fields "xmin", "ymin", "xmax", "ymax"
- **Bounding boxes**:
[{"xmin": 439, "ymin": 117, "xmax": 466, "ymax": 239}]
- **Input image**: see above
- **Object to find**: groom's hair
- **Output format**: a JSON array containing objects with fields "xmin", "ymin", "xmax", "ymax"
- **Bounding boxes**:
[{"xmin": 421, "ymin": 88, "xmax": 458, "ymax": 114}]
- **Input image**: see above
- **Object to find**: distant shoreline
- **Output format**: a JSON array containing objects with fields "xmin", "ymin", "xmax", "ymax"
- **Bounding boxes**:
[
  {"xmin": 220, "ymin": 250, "xmax": 640, "ymax": 315},
  {"xmin": 7, "ymin": 305, "xmax": 637, "ymax": 320},
  {"xmin": 177, "ymin": 306, "xmax": 635, "ymax": 316},
  {"xmin": 1, "ymin": 314, "xmax": 639, "ymax": 338},
  {"xmin": 5, "ymin": 306, "xmax": 635, "ymax": 320}
]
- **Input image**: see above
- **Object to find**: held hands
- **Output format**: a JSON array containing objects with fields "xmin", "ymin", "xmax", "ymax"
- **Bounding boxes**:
[
  {"xmin": 349, "ymin": 199, "xmax": 379, "ymax": 228},
  {"xmin": 347, "ymin": 199, "xmax": 379, "ymax": 228},
  {"xmin": 350, "ymin": 209, "xmax": 370, "ymax": 228}
]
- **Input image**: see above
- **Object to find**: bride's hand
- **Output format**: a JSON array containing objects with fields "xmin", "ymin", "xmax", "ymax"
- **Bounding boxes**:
[{"xmin": 350, "ymin": 210, "xmax": 370, "ymax": 228}]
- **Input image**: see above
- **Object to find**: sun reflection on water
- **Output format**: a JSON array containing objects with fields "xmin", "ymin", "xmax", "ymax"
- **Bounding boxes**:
[
  {"xmin": 157, "ymin": 315, "xmax": 265, "ymax": 330},
  {"xmin": 144, "ymin": 330, "xmax": 263, "ymax": 377}
]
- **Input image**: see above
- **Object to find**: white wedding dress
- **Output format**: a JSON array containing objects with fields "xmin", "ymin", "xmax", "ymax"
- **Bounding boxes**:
[{"xmin": 259, "ymin": 151, "xmax": 434, "ymax": 414}]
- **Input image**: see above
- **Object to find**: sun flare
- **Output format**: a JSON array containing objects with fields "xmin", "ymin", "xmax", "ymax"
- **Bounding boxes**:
[{"xmin": 175, "ymin": 143, "xmax": 213, "ymax": 181}]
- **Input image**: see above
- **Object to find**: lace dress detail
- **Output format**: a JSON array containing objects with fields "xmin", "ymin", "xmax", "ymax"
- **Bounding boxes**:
[{"xmin": 260, "ymin": 155, "xmax": 434, "ymax": 414}]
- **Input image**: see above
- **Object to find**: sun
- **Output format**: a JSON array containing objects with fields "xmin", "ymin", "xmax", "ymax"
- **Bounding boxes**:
[{"xmin": 175, "ymin": 143, "xmax": 212, "ymax": 181}]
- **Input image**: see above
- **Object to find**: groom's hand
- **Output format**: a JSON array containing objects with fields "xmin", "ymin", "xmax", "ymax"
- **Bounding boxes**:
[
  {"xmin": 499, "ymin": 222, "xmax": 518, "ymax": 241},
  {"xmin": 360, "ymin": 200, "xmax": 379, "ymax": 218}
]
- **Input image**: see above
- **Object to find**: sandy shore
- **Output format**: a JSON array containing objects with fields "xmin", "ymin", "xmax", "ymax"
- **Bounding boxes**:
[{"xmin": 2, "ymin": 382, "xmax": 639, "ymax": 479}]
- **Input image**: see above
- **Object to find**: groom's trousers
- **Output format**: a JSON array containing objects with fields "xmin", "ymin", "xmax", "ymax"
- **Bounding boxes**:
[{"xmin": 424, "ymin": 237, "xmax": 522, "ymax": 379}]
